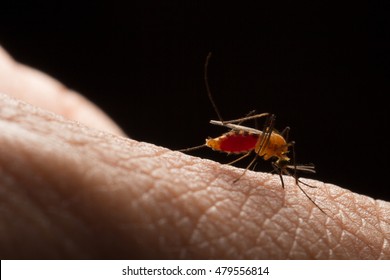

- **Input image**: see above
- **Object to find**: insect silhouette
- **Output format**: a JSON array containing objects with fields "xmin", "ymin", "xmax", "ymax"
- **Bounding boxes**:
[{"xmin": 180, "ymin": 53, "xmax": 325, "ymax": 214}]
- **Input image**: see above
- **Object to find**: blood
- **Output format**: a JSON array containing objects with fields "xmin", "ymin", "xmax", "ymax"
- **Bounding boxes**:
[{"xmin": 208, "ymin": 131, "xmax": 259, "ymax": 153}]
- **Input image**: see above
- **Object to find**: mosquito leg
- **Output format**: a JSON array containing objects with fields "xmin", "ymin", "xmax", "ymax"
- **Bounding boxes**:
[
  {"xmin": 256, "ymin": 114, "xmax": 275, "ymax": 156},
  {"xmin": 286, "ymin": 141, "xmax": 316, "ymax": 187},
  {"xmin": 233, "ymin": 153, "xmax": 259, "ymax": 183},
  {"xmin": 279, "ymin": 173, "xmax": 285, "ymax": 189},
  {"xmin": 297, "ymin": 178, "xmax": 317, "ymax": 189},
  {"xmin": 295, "ymin": 181, "xmax": 328, "ymax": 216},
  {"xmin": 278, "ymin": 165, "xmax": 327, "ymax": 215},
  {"xmin": 178, "ymin": 144, "xmax": 207, "ymax": 152},
  {"xmin": 237, "ymin": 110, "xmax": 257, "ymax": 126},
  {"xmin": 233, "ymin": 109, "xmax": 261, "ymax": 130},
  {"xmin": 272, "ymin": 163, "xmax": 285, "ymax": 189},
  {"xmin": 225, "ymin": 152, "xmax": 251, "ymax": 165}
]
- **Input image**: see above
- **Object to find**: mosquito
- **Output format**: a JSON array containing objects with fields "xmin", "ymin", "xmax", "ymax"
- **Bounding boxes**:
[{"xmin": 180, "ymin": 53, "xmax": 325, "ymax": 214}]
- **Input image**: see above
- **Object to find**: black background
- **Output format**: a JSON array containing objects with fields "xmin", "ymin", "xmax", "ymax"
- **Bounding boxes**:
[{"xmin": 1, "ymin": 1, "xmax": 389, "ymax": 201}]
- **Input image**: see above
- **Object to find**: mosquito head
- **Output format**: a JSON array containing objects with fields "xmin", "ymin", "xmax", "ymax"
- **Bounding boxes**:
[{"xmin": 274, "ymin": 158, "xmax": 290, "ymax": 171}]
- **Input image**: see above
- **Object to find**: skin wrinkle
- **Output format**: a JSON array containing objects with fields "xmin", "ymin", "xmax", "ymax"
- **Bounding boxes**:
[
  {"xmin": 354, "ymin": 215, "xmax": 381, "ymax": 251},
  {"xmin": 289, "ymin": 229, "xmax": 308, "ymax": 259},
  {"xmin": 136, "ymin": 153, "xmax": 224, "ymax": 257},
  {"xmin": 365, "ymin": 213, "xmax": 389, "ymax": 258},
  {"xmin": 290, "ymin": 219, "xmax": 307, "ymax": 258},
  {"xmin": 249, "ymin": 189, "xmax": 293, "ymax": 258},
  {"xmin": 152, "ymin": 158, "xmax": 222, "ymax": 249},
  {"xmin": 376, "ymin": 200, "xmax": 390, "ymax": 257},
  {"xmin": 339, "ymin": 230, "xmax": 361, "ymax": 257},
  {"xmin": 275, "ymin": 205, "xmax": 330, "ymax": 258},
  {"xmin": 296, "ymin": 207, "xmax": 332, "ymax": 247},
  {"xmin": 189, "ymin": 196, "xmax": 230, "ymax": 241},
  {"xmin": 153, "ymin": 210, "xmax": 183, "ymax": 256},
  {"xmin": 319, "ymin": 220, "xmax": 339, "ymax": 254},
  {"xmin": 206, "ymin": 196, "xmax": 244, "ymax": 248},
  {"xmin": 188, "ymin": 172, "xmax": 273, "ymax": 258},
  {"xmin": 258, "ymin": 215, "xmax": 290, "ymax": 258},
  {"xmin": 253, "ymin": 228, "xmax": 277, "ymax": 258},
  {"xmin": 225, "ymin": 232, "xmax": 240, "ymax": 257},
  {"xmin": 202, "ymin": 199, "xmax": 241, "ymax": 253},
  {"xmin": 274, "ymin": 211, "xmax": 311, "ymax": 258},
  {"xmin": 274, "ymin": 186, "xmax": 331, "ymax": 250},
  {"xmin": 380, "ymin": 239, "xmax": 390, "ymax": 259},
  {"xmin": 241, "ymin": 217, "xmax": 274, "ymax": 255},
  {"xmin": 361, "ymin": 200, "xmax": 387, "ymax": 236},
  {"xmin": 335, "ymin": 215, "xmax": 371, "ymax": 258},
  {"xmin": 303, "ymin": 218, "xmax": 333, "ymax": 258},
  {"xmin": 324, "ymin": 229, "xmax": 338, "ymax": 258},
  {"xmin": 171, "ymin": 188, "xmax": 213, "ymax": 242},
  {"xmin": 239, "ymin": 191, "xmax": 281, "ymax": 246},
  {"xmin": 337, "ymin": 194, "xmax": 383, "ymax": 257}
]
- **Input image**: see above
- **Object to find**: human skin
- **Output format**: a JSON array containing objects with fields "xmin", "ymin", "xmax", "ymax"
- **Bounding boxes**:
[{"xmin": 0, "ymin": 46, "xmax": 389, "ymax": 259}]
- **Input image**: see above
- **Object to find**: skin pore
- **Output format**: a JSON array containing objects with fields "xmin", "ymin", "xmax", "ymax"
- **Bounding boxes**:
[{"xmin": 0, "ymin": 46, "xmax": 389, "ymax": 259}]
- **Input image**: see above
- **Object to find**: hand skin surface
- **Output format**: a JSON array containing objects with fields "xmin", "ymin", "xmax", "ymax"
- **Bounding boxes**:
[{"xmin": 0, "ymin": 46, "xmax": 390, "ymax": 259}]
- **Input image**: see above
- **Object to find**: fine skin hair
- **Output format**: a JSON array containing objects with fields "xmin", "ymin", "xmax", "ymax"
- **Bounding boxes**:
[{"xmin": 0, "ymin": 46, "xmax": 389, "ymax": 259}]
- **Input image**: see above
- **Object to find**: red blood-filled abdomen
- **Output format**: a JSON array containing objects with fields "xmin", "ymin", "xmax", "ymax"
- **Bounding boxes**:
[{"xmin": 206, "ymin": 131, "xmax": 258, "ymax": 153}]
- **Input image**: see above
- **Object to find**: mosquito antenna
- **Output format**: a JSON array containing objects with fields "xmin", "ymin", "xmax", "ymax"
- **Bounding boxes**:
[
  {"xmin": 205, "ymin": 52, "xmax": 224, "ymax": 123},
  {"xmin": 280, "ymin": 126, "xmax": 290, "ymax": 139}
]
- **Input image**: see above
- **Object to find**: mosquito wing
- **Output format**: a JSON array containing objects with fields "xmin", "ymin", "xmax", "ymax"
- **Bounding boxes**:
[{"xmin": 209, "ymin": 120, "xmax": 264, "ymax": 135}]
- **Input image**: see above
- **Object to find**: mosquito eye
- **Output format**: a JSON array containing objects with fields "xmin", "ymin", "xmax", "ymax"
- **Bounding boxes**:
[{"xmin": 277, "ymin": 159, "xmax": 289, "ymax": 167}]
